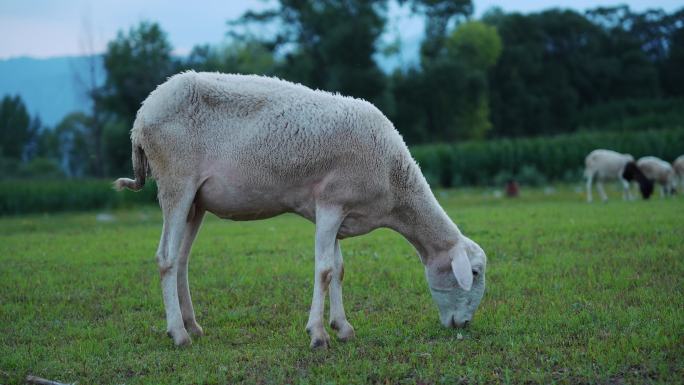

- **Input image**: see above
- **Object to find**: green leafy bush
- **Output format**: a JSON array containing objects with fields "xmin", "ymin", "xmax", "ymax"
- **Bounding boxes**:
[
  {"xmin": 411, "ymin": 128, "xmax": 684, "ymax": 187},
  {"xmin": 1, "ymin": 128, "xmax": 682, "ymax": 214},
  {"xmin": 0, "ymin": 179, "xmax": 158, "ymax": 215},
  {"xmin": 18, "ymin": 158, "xmax": 64, "ymax": 179}
]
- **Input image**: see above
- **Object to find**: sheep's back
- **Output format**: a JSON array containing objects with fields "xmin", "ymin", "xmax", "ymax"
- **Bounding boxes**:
[
  {"xmin": 637, "ymin": 157, "xmax": 675, "ymax": 183},
  {"xmin": 134, "ymin": 71, "xmax": 417, "ymax": 197}
]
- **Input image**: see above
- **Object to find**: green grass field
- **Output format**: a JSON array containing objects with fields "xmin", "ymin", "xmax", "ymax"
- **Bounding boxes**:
[{"xmin": 1, "ymin": 187, "xmax": 682, "ymax": 384}]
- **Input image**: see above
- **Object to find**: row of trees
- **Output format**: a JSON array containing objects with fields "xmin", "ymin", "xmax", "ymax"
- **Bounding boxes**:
[{"xmin": 1, "ymin": 0, "xmax": 683, "ymax": 178}]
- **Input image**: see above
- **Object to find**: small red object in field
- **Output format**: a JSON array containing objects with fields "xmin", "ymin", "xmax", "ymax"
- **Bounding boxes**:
[{"xmin": 505, "ymin": 179, "xmax": 519, "ymax": 198}]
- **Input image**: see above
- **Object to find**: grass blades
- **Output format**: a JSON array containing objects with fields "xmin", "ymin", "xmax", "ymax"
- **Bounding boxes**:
[{"xmin": 0, "ymin": 187, "xmax": 682, "ymax": 384}]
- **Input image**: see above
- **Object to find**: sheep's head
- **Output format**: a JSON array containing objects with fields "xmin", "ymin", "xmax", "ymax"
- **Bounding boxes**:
[
  {"xmin": 623, "ymin": 162, "xmax": 654, "ymax": 200},
  {"xmin": 424, "ymin": 236, "xmax": 486, "ymax": 328}
]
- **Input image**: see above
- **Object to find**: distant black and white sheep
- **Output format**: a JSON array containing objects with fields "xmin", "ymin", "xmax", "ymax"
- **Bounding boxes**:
[
  {"xmin": 115, "ymin": 71, "xmax": 487, "ymax": 348},
  {"xmin": 673, "ymin": 155, "xmax": 684, "ymax": 191},
  {"xmin": 637, "ymin": 156, "xmax": 677, "ymax": 197},
  {"xmin": 584, "ymin": 149, "xmax": 653, "ymax": 202}
]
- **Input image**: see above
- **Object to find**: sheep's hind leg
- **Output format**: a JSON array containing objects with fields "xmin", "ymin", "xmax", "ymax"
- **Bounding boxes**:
[
  {"xmin": 177, "ymin": 206, "xmax": 205, "ymax": 337},
  {"xmin": 330, "ymin": 240, "xmax": 354, "ymax": 341},
  {"xmin": 586, "ymin": 173, "xmax": 594, "ymax": 203},
  {"xmin": 597, "ymin": 181, "xmax": 608, "ymax": 202},
  {"xmin": 306, "ymin": 205, "xmax": 344, "ymax": 349},
  {"xmin": 329, "ymin": 240, "xmax": 355, "ymax": 342},
  {"xmin": 156, "ymin": 183, "xmax": 197, "ymax": 346}
]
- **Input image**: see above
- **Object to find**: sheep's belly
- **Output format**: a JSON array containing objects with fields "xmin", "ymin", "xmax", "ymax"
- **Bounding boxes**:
[
  {"xmin": 336, "ymin": 214, "xmax": 382, "ymax": 239},
  {"xmin": 200, "ymin": 199, "xmax": 288, "ymax": 221},
  {"xmin": 596, "ymin": 164, "xmax": 624, "ymax": 180},
  {"xmin": 195, "ymin": 176, "xmax": 304, "ymax": 221}
]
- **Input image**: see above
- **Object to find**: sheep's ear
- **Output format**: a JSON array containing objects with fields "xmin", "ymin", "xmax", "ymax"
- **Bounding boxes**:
[{"xmin": 451, "ymin": 246, "xmax": 473, "ymax": 291}]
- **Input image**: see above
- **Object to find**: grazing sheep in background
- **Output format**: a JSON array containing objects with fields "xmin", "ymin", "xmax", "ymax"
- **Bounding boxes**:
[
  {"xmin": 637, "ymin": 156, "xmax": 677, "ymax": 197},
  {"xmin": 584, "ymin": 149, "xmax": 653, "ymax": 202},
  {"xmin": 674, "ymin": 155, "xmax": 684, "ymax": 191},
  {"xmin": 115, "ymin": 71, "xmax": 487, "ymax": 348}
]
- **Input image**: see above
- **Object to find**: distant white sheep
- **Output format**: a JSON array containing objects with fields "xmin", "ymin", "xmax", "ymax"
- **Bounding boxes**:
[
  {"xmin": 637, "ymin": 156, "xmax": 677, "ymax": 197},
  {"xmin": 115, "ymin": 71, "xmax": 487, "ymax": 348},
  {"xmin": 673, "ymin": 155, "xmax": 684, "ymax": 191},
  {"xmin": 584, "ymin": 149, "xmax": 653, "ymax": 202}
]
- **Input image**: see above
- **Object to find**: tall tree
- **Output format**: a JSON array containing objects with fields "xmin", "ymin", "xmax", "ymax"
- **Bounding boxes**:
[
  {"xmin": 405, "ymin": 0, "xmax": 473, "ymax": 62},
  {"xmin": 445, "ymin": 21, "xmax": 501, "ymax": 139},
  {"xmin": 391, "ymin": 8, "xmax": 502, "ymax": 143},
  {"xmin": 53, "ymin": 113, "xmax": 92, "ymax": 177},
  {"xmin": 100, "ymin": 21, "xmax": 175, "ymax": 175},
  {"xmin": 184, "ymin": 39, "xmax": 277, "ymax": 75},
  {"xmin": 655, "ymin": 7, "xmax": 684, "ymax": 97},
  {"xmin": 484, "ymin": 8, "xmax": 664, "ymax": 137},
  {"xmin": 102, "ymin": 21, "xmax": 175, "ymax": 128},
  {"xmin": 233, "ymin": 0, "xmax": 388, "ymax": 106},
  {"xmin": 0, "ymin": 95, "xmax": 37, "ymax": 160},
  {"xmin": 662, "ymin": 19, "xmax": 684, "ymax": 96}
]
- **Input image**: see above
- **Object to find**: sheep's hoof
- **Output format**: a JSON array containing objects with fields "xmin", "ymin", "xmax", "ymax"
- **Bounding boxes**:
[
  {"xmin": 310, "ymin": 335, "xmax": 330, "ymax": 349},
  {"xmin": 185, "ymin": 320, "xmax": 204, "ymax": 337},
  {"xmin": 167, "ymin": 328, "xmax": 192, "ymax": 347},
  {"xmin": 331, "ymin": 320, "xmax": 355, "ymax": 342},
  {"xmin": 307, "ymin": 327, "xmax": 331, "ymax": 349}
]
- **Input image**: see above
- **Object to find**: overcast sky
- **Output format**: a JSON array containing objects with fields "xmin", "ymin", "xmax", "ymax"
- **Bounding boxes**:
[{"xmin": 0, "ymin": 0, "xmax": 681, "ymax": 60}]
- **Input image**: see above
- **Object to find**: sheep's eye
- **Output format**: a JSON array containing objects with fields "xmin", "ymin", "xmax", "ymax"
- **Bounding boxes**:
[{"xmin": 472, "ymin": 270, "xmax": 479, "ymax": 277}]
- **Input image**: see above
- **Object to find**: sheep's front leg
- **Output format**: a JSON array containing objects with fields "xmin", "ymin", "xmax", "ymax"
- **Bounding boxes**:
[
  {"xmin": 597, "ymin": 181, "xmax": 608, "ymax": 202},
  {"xmin": 620, "ymin": 178, "xmax": 632, "ymax": 201},
  {"xmin": 306, "ymin": 205, "xmax": 343, "ymax": 349},
  {"xmin": 329, "ymin": 240, "xmax": 355, "ymax": 341}
]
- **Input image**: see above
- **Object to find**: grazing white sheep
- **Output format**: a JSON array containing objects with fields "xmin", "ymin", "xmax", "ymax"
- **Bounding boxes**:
[
  {"xmin": 584, "ymin": 149, "xmax": 653, "ymax": 202},
  {"xmin": 637, "ymin": 156, "xmax": 677, "ymax": 197},
  {"xmin": 673, "ymin": 155, "xmax": 684, "ymax": 191},
  {"xmin": 115, "ymin": 71, "xmax": 487, "ymax": 348}
]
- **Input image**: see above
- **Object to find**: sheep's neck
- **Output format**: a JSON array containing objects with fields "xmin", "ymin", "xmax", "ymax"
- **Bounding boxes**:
[{"xmin": 388, "ymin": 185, "xmax": 460, "ymax": 263}]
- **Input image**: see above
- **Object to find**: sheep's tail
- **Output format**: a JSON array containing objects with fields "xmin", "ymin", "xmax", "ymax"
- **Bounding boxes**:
[{"xmin": 114, "ymin": 143, "xmax": 147, "ymax": 192}]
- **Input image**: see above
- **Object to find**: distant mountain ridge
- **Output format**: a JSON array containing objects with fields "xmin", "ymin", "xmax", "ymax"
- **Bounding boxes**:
[
  {"xmin": 0, "ymin": 50, "xmax": 413, "ymax": 128},
  {"xmin": 0, "ymin": 56, "xmax": 105, "ymax": 127}
]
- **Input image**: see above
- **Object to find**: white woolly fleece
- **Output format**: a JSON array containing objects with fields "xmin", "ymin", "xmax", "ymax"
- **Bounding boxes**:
[{"xmin": 117, "ymin": 71, "xmax": 487, "ymax": 345}]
